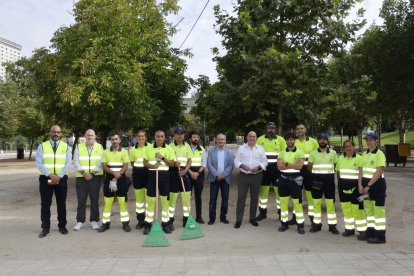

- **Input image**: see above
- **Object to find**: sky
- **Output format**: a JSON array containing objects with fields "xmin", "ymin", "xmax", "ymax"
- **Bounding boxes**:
[{"xmin": 0, "ymin": 0, "xmax": 383, "ymax": 86}]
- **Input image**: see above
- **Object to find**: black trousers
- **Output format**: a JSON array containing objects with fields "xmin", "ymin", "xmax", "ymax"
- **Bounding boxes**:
[
  {"xmin": 310, "ymin": 174, "xmax": 335, "ymax": 200},
  {"xmin": 132, "ymin": 167, "xmax": 148, "ymax": 190},
  {"xmin": 39, "ymin": 175, "xmax": 68, "ymax": 230},
  {"xmin": 103, "ymin": 174, "xmax": 128, "ymax": 197},
  {"xmin": 190, "ymin": 170, "xmax": 204, "ymax": 218},
  {"xmin": 76, "ymin": 176, "xmax": 101, "ymax": 223},
  {"xmin": 261, "ymin": 164, "xmax": 279, "ymax": 186},
  {"xmin": 169, "ymin": 167, "xmax": 191, "ymax": 192},
  {"xmin": 147, "ymin": 170, "xmax": 170, "ymax": 197}
]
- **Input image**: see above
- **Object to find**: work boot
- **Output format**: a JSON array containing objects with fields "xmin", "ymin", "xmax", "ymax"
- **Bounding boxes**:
[
  {"xmin": 143, "ymin": 222, "xmax": 152, "ymax": 235},
  {"xmin": 162, "ymin": 222, "xmax": 171, "ymax": 234},
  {"xmin": 309, "ymin": 223, "xmax": 321, "ymax": 233},
  {"xmin": 328, "ymin": 225, "xmax": 339, "ymax": 235},
  {"xmin": 136, "ymin": 213, "xmax": 145, "ymax": 229},
  {"xmin": 255, "ymin": 207, "xmax": 267, "ymax": 221},
  {"xmin": 278, "ymin": 224, "xmax": 289, "ymax": 232},
  {"xmin": 309, "ymin": 215, "xmax": 314, "ymax": 224},
  {"xmin": 122, "ymin": 221, "xmax": 131, "ymax": 232},
  {"xmin": 367, "ymin": 237, "xmax": 386, "ymax": 244},
  {"xmin": 297, "ymin": 227, "xmax": 305, "ymax": 235},
  {"xmin": 342, "ymin": 229, "xmax": 355, "ymax": 237},
  {"xmin": 169, "ymin": 218, "xmax": 175, "ymax": 232},
  {"xmin": 357, "ymin": 231, "xmax": 367, "ymax": 241},
  {"xmin": 287, "ymin": 214, "xmax": 297, "ymax": 225},
  {"xmin": 97, "ymin": 222, "xmax": 110, "ymax": 233},
  {"xmin": 183, "ymin": 216, "xmax": 188, "ymax": 227}
]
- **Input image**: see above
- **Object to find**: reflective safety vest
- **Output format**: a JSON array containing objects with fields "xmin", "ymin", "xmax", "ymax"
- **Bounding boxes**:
[
  {"xmin": 190, "ymin": 145, "xmax": 204, "ymax": 168},
  {"xmin": 257, "ymin": 134, "xmax": 287, "ymax": 163},
  {"xmin": 144, "ymin": 143, "xmax": 176, "ymax": 171},
  {"xmin": 278, "ymin": 147, "xmax": 305, "ymax": 176},
  {"xmin": 170, "ymin": 142, "xmax": 193, "ymax": 165},
  {"xmin": 361, "ymin": 148, "xmax": 386, "ymax": 179},
  {"xmin": 75, "ymin": 142, "xmax": 104, "ymax": 177},
  {"xmin": 309, "ymin": 148, "xmax": 337, "ymax": 174},
  {"xmin": 101, "ymin": 147, "xmax": 129, "ymax": 172},
  {"xmin": 295, "ymin": 137, "xmax": 319, "ymax": 165},
  {"xmin": 38, "ymin": 141, "xmax": 69, "ymax": 175},
  {"xmin": 130, "ymin": 143, "xmax": 151, "ymax": 168},
  {"xmin": 335, "ymin": 153, "xmax": 361, "ymax": 180}
]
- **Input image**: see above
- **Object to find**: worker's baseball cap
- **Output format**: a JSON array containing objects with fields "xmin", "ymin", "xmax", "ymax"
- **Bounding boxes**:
[
  {"xmin": 364, "ymin": 132, "xmax": 378, "ymax": 140},
  {"xmin": 317, "ymin": 133, "xmax": 329, "ymax": 140},
  {"xmin": 174, "ymin": 126, "xmax": 185, "ymax": 134},
  {"xmin": 265, "ymin": 122, "xmax": 277, "ymax": 128}
]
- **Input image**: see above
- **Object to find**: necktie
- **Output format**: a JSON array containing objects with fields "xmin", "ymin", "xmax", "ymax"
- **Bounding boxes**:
[{"xmin": 53, "ymin": 142, "xmax": 57, "ymax": 152}]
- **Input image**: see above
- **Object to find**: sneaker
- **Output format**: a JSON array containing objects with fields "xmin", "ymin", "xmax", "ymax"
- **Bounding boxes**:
[
  {"xmin": 90, "ymin": 221, "xmax": 100, "ymax": 230},
  {"xmin": 73, "ymin": 222, "xmax": 83, "ymax": 231}
]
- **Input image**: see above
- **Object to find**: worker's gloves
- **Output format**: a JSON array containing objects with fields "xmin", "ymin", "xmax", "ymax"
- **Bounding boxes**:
[
  {"xmin": 109, "ymin": 179, "xmax": 118, "ymax": 192},
  {"xmin": 357, "ymin": 194, "xmax": 369, "ymax": 202}
]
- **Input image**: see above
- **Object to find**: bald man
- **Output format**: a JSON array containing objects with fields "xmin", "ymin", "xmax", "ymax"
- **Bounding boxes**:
[
  {"xmin": 36, "ymin": 125, "xmax": 72, "ymax": 238},
  {"xmin": 234, "ymin": 131, "xmax": 268, "ymax": 228},
  {"xmin": 73, "ymin": 129, "xmax": 104, "ymax": 231}
]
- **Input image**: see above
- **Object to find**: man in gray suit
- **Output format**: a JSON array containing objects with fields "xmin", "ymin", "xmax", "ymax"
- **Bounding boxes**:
[{"xmin": 207, "ymin": 134, "xmax": 235, "ymax": 225}]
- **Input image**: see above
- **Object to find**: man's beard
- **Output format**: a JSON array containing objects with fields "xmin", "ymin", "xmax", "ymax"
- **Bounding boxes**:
[
  {"xmin": 267, "ymin": 132, "xmax": 275, "ymax": 138},
  {"xmin": 191, "ymin": 140, "xmax": 198, "ymax": 146}
]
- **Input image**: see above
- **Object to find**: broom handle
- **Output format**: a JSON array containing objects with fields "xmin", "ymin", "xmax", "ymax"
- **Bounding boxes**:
[
  {"xmin": 179, "ymin": 169, "xmax": 191, "ymax": 210},
  {"xmin": 155, "ymin": 168, "xmax": 159, "ymax": 220}
]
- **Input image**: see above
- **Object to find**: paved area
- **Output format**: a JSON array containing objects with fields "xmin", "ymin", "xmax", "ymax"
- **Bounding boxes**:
[
  {"xmin": 1, "ymin": 253, "xmax": 414, "ymax": 275},
  {"xmin": 0, "ymin": 155, "xmax": 413, "ymax": 275}
]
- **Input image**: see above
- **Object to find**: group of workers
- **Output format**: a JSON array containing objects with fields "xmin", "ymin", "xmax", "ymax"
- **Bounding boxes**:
[{"xmin": 36, "ymin": 122, "xmax": 387, "ymax": 244}]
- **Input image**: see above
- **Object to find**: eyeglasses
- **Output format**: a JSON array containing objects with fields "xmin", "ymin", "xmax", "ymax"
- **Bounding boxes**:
[{"xmin": 50, "ymin": 131, "xmax": 61, "ymax": 134}]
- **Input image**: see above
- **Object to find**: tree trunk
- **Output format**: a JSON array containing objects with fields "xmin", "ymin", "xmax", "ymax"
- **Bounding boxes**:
[
  {"xmin": 357, "ymin": 130, "xmax": 363, "ymax": 152},
  {"xmin": 28, "ymin": 139, "xmax": 34, "ymax": 160},
  {"xmin": 72, "ymin": 133, "xmax": 80, "ymax": 158},
  {"xmin": 376, "ymin": 115, "xmax": 382, "ymax": 148},
  {"xmin": 399, "ymin": 128, "xmax": 405, "ymax": 144},
  {"xmin": 277, "ymin": 104, "xmax": 283, "ymax": 135},
  {"xmin": 340, "ymin": 127, "xmax": 343, "ymax": 147}
]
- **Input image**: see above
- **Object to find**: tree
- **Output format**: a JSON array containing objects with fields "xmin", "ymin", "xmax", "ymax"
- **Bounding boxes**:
[
  {"xmin": 11, "ymin": 0, "xmax": 188, "ymax": 147},
  {"xmin": 211, "ymin": 0, "xmax": 365, "ymax": 133},
  {"xmin": 352, "ymin": 0, "xmax": 414, "ymax": 143}
]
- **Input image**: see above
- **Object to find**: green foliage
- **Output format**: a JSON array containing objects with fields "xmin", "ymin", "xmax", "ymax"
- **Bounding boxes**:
[
  {"xmin": 8, "ymin": 0, "xmax": 188, "ymax": 140},
  {"xmin": 208, "ymin": 0, "xmax": 365, "ymax": 134}
]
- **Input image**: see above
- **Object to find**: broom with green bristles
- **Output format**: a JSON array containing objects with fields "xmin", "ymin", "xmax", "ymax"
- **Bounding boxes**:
[
  {"xmin": 179, "ymin": 174, "xmax": 204, "ymax": 240},
  {"xmin": 143, "ymin": 168, "xmax": 170, "ymax": 247}
]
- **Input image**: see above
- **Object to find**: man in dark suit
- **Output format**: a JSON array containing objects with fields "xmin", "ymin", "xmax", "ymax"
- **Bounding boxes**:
[{"xmin": 207, "ymin": 134, "xmax": 234, "ymax": 225}]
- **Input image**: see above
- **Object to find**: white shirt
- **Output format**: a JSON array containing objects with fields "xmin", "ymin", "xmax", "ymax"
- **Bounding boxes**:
[
  {"xmin": 234, "ymin": 143, "xmax": 268, "ymax": 174},
  {"xmin": 217, "ymin": 148, "xmax": 225, "ymax": 174}
]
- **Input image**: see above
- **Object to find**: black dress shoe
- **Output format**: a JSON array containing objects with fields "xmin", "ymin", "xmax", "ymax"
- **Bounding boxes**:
[
  {"xmin": 234, "ymin": 221, "xmax": 241, "ymax": 229},
  {"xmin": 249, "ymin": 220, "xmax": 259, "ymax": 227},
  {"xmin": 38, "ymin": 229, "xmax": 49, "ymax": 238},
  {"xmin": 220, "ymin": 218, "xmax": 229, "ymax": 224},
  {"xmin": 196, "ymin": 217, "xmax": 205, "ymax": 224},
  {"xmin": 59, "ymin": 227, "xmax": 68, "ymax": 235},
  {"xmin": 208, "ymin": 220, "xmax": 215, "ymax": 225}
]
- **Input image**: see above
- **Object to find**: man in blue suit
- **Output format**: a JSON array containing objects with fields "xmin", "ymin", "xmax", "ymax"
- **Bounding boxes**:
[{"xmin": 207, "ymin": 133, "xmax": 235, "ymax": 225}]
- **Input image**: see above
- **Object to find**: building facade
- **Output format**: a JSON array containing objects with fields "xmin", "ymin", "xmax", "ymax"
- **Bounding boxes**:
[{"xmin": 0, "ymin": 36, "xmax": 22, "ymax": 80}]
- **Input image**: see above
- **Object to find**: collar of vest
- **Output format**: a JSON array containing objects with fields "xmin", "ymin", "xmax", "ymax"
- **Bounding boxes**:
[
  {"xmin": 264, "ymin": 134, "xmax": 278, "ymax": 139},
  {"xmin": 286, "ymin": 147, "xmax": 297, "ymax": 152},
  {"xmin": 367, "ymin": 147, "xmax": 379, "ymax": 154},
  {"xmin": 174, "ymin": 141, "xmax": 186, "ymax": 147},
  {"xmin": 110, "ymin": 146, "xmax": 122, "ymax": 152},
  {"xmin": 343, "ymin": 152, "xmax": 357, "ymax": 158},
  {"xmin": 154, "ymin": 143, "xmax": 166, "ymax": 148},
  {"xmin": 135, "ymin": 142, "xmax": 147, "ymax": 148},
  {"xmin": 297, "ymin": 136, "xmax": 309, "ymax": 141},
  {"xmin": 49, "ymin": 139, "xmax": 60, "ymax": 145},
  {"xmin": 318, "ymin": 148, "xmax": 330, "ymax": 153}
]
